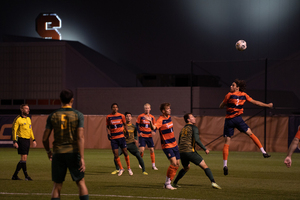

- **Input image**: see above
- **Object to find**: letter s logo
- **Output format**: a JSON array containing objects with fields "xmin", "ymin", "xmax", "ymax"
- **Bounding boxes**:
[{"xmin": 36, "ymin": 13, "xmax": 62, "ymax": 40}]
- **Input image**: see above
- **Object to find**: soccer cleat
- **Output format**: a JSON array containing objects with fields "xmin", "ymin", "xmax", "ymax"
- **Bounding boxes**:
[
  {"xmin": 263, "ymin": 153, "xmax": 271, "ymax": 158},
  {"xmin": 171, "ymin": 183, "xmax": 181, "ymax": 188},
  {"xmin": 163, "ymin": 184, "xmax": 177, "ymax": 190},
  {"xmin": 142, "ymin": 171, "xmax": 148, "ymax": 175},
  {"xmin": 117, "ymin": 169, "xmax": 124, "ymax": 176},
  {"xmin": 25, "ymin": 176, "xmax": 32, "ymax": 181},
  {"xmin": 138, "ymin": 165, "xmax": 142, "ymax": 169},
  {"xmin": 111, "ymin": 170, "xmax": 119, "ymax": 175},
  {"xmin": 12, "ymin": 176, "xmax": 22, "ymax": 180},
  {"xmin": 128, "ymin": 169, "xmax": 133, "ymax": 176},
  {"xmin": 152, "ymin": 166, "xmax": 158, "ymax": 170},
  {"xmin": 212, "ymin": 182, "xmax": 221, "ymax": 189},
  {"xmin": 223, "ymin": 166, "xmax": 228, "ymax": 176}
]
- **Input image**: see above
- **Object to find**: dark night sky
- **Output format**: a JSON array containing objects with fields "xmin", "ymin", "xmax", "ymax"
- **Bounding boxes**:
[{"xmin": 1, "ymin": 0, "xmax": 300, "ymax": 76}]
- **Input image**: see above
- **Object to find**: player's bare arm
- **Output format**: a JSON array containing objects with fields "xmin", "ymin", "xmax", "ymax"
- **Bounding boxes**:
[
  {"xmin": 284, "ymin": 137, "xmax": 299, "ymax": 168},
  {"xmin": 250, "ymin": 99, "xmax": 273, "ymax": 108},
  {"xmin": 42, "ymin": 128, "xmax": 53, "ymax": 160},
  {"xmin": 219, "ymin": 101, "xmax": 226, "ymax": 109},
  {"xmin": 144, "ymin": 116, "xmax": 156, "ymax": 130},
  {"xmin": 77, "ymin": 127, "xmax": 86, "ymax": 172}
]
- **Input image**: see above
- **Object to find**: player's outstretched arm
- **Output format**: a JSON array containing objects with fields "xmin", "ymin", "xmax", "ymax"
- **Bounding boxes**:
[
  {"xmin": 250, "ymin": 99, "xmax": 273, "ymax": 108},
  {"xmin": 284, "ymin": 137, "xmax": 299, "ymax": 168}
]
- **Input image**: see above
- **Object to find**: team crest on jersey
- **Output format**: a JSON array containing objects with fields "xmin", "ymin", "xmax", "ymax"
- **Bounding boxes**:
[
  {"xmin": 30, "ymin": 125, "xmax": 32, "ymax": 129},
  {"xmin": 23, "ymin": 123, "xmax": 26, "ymax": 125}
]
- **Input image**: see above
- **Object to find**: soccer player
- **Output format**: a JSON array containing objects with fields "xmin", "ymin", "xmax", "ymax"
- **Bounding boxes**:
[
  {"xmin": 107, "ymin": 103, "xmax": 132, "ymax": 176},
  {"xmin": 146, "ymin": 103, "xmax": 179, "ymax": 190},
  {"xmin": 42, "ymin": 89, "xmax": 89, "ymax": 200},
  {"xmin": 136, "ymin": 103, "xmax": 158, "ymax": 170},
  {"xmin": 111, "ymin": 112, "xmax": 148, "ymax": 175},
  {"xmin": 172, "ymin": 113, "xmax": 221, "ymax": 189},
  {"xmin": 219, "ymin": 79, "xmax": 273, "ymax": 175},
  {"xmin": 284, "ymin": 127, "xmax": 300, "ymax": 168},
  {"xmin": 11, "ymin": 104, "xmax": 37, "ymax": 181}
]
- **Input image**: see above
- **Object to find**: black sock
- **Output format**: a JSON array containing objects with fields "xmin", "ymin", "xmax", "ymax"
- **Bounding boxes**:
[
  {"xmin": 173, "ymin": 169, "xmax": 186, "ymax": 184},
  {"xmin": 20, "ymin": 161, "xmax": 28, "ymax": 177},
  {"xmin": 13, "ymin": 161, "xmax": 22, "ymax": 177}
]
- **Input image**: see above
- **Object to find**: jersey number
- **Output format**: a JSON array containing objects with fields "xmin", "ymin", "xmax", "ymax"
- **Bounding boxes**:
[{"xmin": 61, "ymin": 114, "xmax": 67, "ymax": 130}]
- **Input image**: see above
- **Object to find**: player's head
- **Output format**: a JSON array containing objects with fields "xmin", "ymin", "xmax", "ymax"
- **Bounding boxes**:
[
  {"xmin": 125, "ymin": 111, "xmax": 132, "ymax": 122},
  {"xmin": 233, "ymin": 79, "xmax": 246, "ymax": 92},
  {"xmin": 20, "ymin": 104, "xmax": 30, "ymax": 116},
  {"xmin": 60, "ymin": 89, "xmax": 74, "ymax": 104},
  {"xmin": 144, "ymin": 103, "xmax": 151, "ymax": 114},
  {"xmin": 111, "ymin": 103, "xmax": 119, "ymax": 113},
  {"xmin": 160, "ymin": 103, "xmax": 171, "ymax": 115},
  {"xmin": 184, "ymin": 113, "xmax": 196, "ymax": 124}
]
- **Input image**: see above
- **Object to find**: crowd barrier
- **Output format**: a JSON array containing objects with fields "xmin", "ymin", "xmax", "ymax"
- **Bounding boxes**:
[{"xmin": 0, "ymin": 115, "xmax": 291, "ymax": 152}]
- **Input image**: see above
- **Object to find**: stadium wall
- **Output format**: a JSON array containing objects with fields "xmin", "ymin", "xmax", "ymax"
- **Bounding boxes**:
[{"xmin": 0, "ymin": 115, "xmax": 288, "ymax": 152}]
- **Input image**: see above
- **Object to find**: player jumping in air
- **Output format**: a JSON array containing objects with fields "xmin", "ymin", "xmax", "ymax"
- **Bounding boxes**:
[{"xmin": 219, "ymin": 79, "xmax": 273, "ymax": 175}]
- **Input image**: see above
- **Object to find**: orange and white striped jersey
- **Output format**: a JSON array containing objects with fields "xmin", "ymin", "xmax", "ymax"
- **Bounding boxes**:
[
  {"xmin": 136, "ymin": 113, "xmax": 156, "ymax": 138},
  {"xmin": 155, "ymin": 115, "xmax": 177, "ymax": 149},
  {"xmin": 223, "ymin": 91, "xmax": 253, "ymax": 119},
  {"xmin": 106, "ymin": 113, "xmax": 126, "ymax": 139}
]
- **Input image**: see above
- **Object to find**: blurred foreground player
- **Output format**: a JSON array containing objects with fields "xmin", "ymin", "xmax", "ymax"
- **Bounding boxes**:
[
  {"xmin": 146, "ymin": 103, "xmax": 180, "ymax": 190},
  {"xmin": 172, "ymin": 113, "xmax": 221, "ymax": 189},
  {"xmin": 219, "ymin": 79, "xmax": 273, "ymax": 175},
  {"xmin": 284, "ymin": 127, "xmax": 300, "ymax": 168},
  {"xmin": 43, "ymin": 89, "xmax": 89, "ymax": 200},
  {"xmin": 12, "ymin": 104, "xmax": 37, "ymax": 180}
]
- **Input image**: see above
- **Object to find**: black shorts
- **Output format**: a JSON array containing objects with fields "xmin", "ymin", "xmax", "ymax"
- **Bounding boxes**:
[
  {"xmin": 52, "ymin": 153, "xmax": 84, "ymax": 183},
  {"xmin": 17, "ymin": 138, "xmax": 30, "ymax": 155},
  {"xmin": 180, "ymin": 152, "xmax": 203, "ymax": 168}
]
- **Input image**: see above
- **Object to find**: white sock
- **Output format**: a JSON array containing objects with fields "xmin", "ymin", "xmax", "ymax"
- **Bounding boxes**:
[
  {"xmin": 260, "ymin": 147, "xmax": 266, "ymax": 154},
  {"xmin": 165, "ymin": 176, "xmax": 171, "ymax": 185},
  {"xmin": 223, "ymin": 160, "xmax": 227, "ymax": 167},
  {"xmin": 152, "ymin": 163, "xmax": 155, "ymax": 167}
]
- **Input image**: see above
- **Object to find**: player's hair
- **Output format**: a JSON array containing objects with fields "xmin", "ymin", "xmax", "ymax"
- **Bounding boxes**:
[
  {"xmin": 124, "ymin": 112, "xmax": 132, "ymax": 117},
  {"xmin": 160, "ymin": 103, "xmax": 171, "ymax": 112},
  {"xmin": 183, "ymin": 113, "xmax": 192, "ymax": 123},
  {"xmin": 234, "ymin": 79, "xmax": 246, "ymax": 92},
  {"xmin": 144, "ymin": 103, "xmax": 151, "ymax": 108},
  {"xmin": 20, "ymin": 104, "xmax": 28, "ymax": 110},
  {"xmin": 111, "ymin": 103, "xmax": 118, "ymax": 109},
  {"xmin": 60, "ymin": 89, "xmax": 74, "ymax": 104}
]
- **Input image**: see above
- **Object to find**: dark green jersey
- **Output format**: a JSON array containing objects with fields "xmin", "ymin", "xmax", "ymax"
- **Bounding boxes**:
[
  {"xmin": 178, "ymin": 124, "xmax": 206, "ymax": 153},
  {"xmin": 46, "ymin": 106, "xmax": 84, "ymax": 154},
  {"xmin": 125, "ymin": 123, "xmax": 137, "ymax": 144}
]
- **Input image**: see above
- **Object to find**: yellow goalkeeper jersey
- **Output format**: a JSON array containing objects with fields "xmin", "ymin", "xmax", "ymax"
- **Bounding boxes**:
[{"xmin": 12, "ymin": 115, "xmax": 35, "ymax": 141}]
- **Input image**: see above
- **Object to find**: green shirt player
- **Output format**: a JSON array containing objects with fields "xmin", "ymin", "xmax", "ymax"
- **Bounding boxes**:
[
  {"xmin": 172, "ymin": 113, "xmax": 221, "ymax": 189},
  {"xmin": 42, "ymin": 89, "xmax": 89, "ymax": 200},
  {"xmin": 111, "ymin": 112, "xmax": 148, "ymax": 175}
]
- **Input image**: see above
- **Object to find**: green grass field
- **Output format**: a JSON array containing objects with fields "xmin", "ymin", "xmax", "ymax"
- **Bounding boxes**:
[{"xmin": 1, "ymin": 148, "xmax": 300, "ymax": 200}]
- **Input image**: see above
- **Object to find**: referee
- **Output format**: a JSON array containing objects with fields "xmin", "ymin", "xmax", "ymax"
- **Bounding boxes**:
[{"xmin": 12, "ymin": 104, "xmax": 37, "ymax": 180}]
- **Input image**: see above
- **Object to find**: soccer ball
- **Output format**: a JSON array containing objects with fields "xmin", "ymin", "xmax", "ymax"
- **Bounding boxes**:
[{"xmin": 235, "ymin": 40, "xmax": 247, "ymax": 51}]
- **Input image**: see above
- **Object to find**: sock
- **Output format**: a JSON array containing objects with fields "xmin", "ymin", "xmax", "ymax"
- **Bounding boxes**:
[
  {"xmin": 114, "ymin": 158, "xmax": 120, "ymax": 170},
  {"xmin": 223, "ymin": 160, "xmax": 227, "ymax": 167},
  {"xmin": 135, "ymin": 152, "xmax": 145, "ymax": 171},
  {"xmin": 20, "ymin": 161, "xmax": 28, "ymax": 177},
  {"xmin": 260, "ymin": 147, "xmax": 266, "ymax": 154},
  {"xmin": 204, "ymin": 168, "xmax": 215, "ymax": 183},
  {"xmin": 223, "ymin": 144, "xmax": 229, "ymax": 166},
  {"xmin": 140, "ymin": 152, "xmax": 144, "ymax": 158},
  {"xmin": 79, "ymin": 195, "xmax": 89, "ymax": 200},
  {"xmin": 165, "ymin": 176, "xmax": 171, "ymax": 185},
  {"xmin": 125, "ymin": 155, "xmax": 130, "ymax": 169},
  {"xmin": 166, "ymin": 165, "xmax": 179, "ymax": 181},
  {"xmin": 150, "ymin": 152, "xmax": 155, "ymax": 165},
  {"xmin": 249, "ymin": 134, "xmax": 264, "ymax": 149},
  {"xmin": 173, "ymin": 169, "xmax": 186, "ymax": 184},
  {"xmin": 13, "ymin": 161, "xmax": 22, "ymax": 177},
  {"xmin": 115, "ymin": 157, "xmax": 123, "ymax": 170}
]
